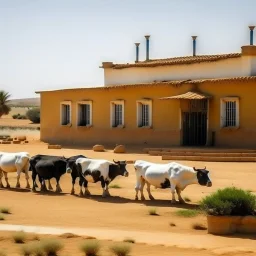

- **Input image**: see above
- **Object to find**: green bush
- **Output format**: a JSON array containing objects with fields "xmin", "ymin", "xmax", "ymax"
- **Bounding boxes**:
[
  {"xmin": 175, "ymin": 209, "xmax": 201, "ymax": 218},
  {"xmin": 26, "ymin": 108, "xmax": 40, "ymax": 124},
  {"xmin": 79, "ymin": 239, "xmax": 101, "ymax": 256},
  {"xmin": 200, "ymin": 187, "xmax": 256, "ymax": 216}
]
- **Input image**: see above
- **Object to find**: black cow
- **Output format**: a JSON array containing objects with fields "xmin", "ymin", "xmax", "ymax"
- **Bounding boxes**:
[
  {"xmin": 65, "ymin": 155, "xmax": 87, "ymax": 195},
  {"xmin": 29, "ymin": 154, "xmax": 67, "ymax": 191}
]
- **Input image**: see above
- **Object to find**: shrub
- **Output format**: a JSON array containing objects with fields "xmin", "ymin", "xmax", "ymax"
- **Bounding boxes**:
[
  {"xmin": 0, "ymin": 207, "xmax": 11, "ymax": 214},
  {"xmin": 79, "ymin": 239, "xmax": 101, "ymax": 256},
  {"xmin": 148, "ymin": 208, "xmax": 159, "ymax": 216},
  {"xmin": 13, "ymin": 231, "xmax": 26, "ymax": 244},
  {"xmin": 200, "ymin": 187, "xmax": 256, "ymax": 216},
  {"xmin": 30, "ymin": 241, "xmax": 44, "ymax": 256},
  {"xmin": 0, "ymin": 214, "xmax": 5, "ymax": 221},
  {"xmin": 41, "ymin": 238, "xmax": 63, "ymax": 256},
  {"xmin": 110, "ymin": 242, "xmax": 131, "ymax": 256},
  {"xmin": 26, "ymin": 108, "xmax": 40, "ymax": 124},
  {"xmin": 20, "ymin": 244, "xmax": 33, "ymax": 256},
  {"xmin": 175, "ymin": 209, "xmax": 200, "ymax": 217}
]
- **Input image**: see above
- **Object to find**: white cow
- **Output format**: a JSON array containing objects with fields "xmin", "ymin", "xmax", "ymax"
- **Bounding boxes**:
[
  {"xmin": 0, "ymin": 152, "xmax": 31, "ymax": 189},
  {"xmin": 66, "ymin": 158, "xmax": 128, "ymax": 197},
  {"xmin": 134, "ymin": 160, "xmax": 212, "ymax": 203}
]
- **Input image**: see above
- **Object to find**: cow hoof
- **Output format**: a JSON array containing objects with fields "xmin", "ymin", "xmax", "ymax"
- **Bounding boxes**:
[
  {"xmin": 48, "ymin": 187, "xmax": 53, "ymax": 191},
  {"xmin": 0, "ymin": 184, "xmax": 4, "ymax": 188},
  {"xmin": 149, "ymin": 195, "xmax": 155, "ymax": 200},
  {"xmin": 171, "ymin": 200, "xmax": 177, "ymax": 204},
  {"xmin": 141, "ymin": 196, "xmax": 145, "ymax": 201},
  {"xmin": 79, "ymin": 192, "xmax": 84, "ymax": 197},
  {"xmin": 179, "ymin": 200, "xmax": 185, "ymax": 204},
  {"xmin": 135, "ymin": 196, "xmax": 138, "ymax": 201},
  {"xmin": 26, "ymin": 184, "xmax": 31, "ymax": 189},
  {"xmin": 6, "ymin": 184, "xmax": 11, "ymax": 189},
  {"xmin": 16, "ymin": 183, "xmax": 20, "ymax": 188},
  {"xmin": 71, "ymin": 189, "xmax": 75, "ymax": 195}
]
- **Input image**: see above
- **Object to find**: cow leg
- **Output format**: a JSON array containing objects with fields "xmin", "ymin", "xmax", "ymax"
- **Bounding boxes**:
[
  {"xmin": 16, "ymin": 170, "xmax": 21, "ymax": 188},
  {"xmin": 140, "ymin": 178, "xmax": 146, "ymax": 201},
  {"xmin": 176, "ymin": 188, "xmax": 185, "ymax": 204},
  {"xmin": 101, "ymin": 178, "xmax": 108, "ymax": 198},
  {"xmin": 135, "ymin": 174, "xmax": 142, "ymax": 200},
  {"xmin": 104, "ymin": 181, "xmax": 110, "ymax": 196},
  {"xmin": 170, "ymin": 180, "xmax": 177, "ymax": 204},
  {"xmin": 79, "ymin": 177, "xmax": 84, "ymax": 196},
  {"xmin": 71, "ymin": 176, "xmax": 76, "ymax": 195},
  {"xmin": 55, "ymin": 177, "xmax": 62, "ymax": 193},
  {"xmin": 146, "ymin": 181, "xmax": 154, "ymax": 200},
  {"xmin": 23, "ymin": 160, "xmax": 30, "ymax": 189},
  {"xmin": 83, "ymin": 179, "xmax": 91, "ymax": 196},
  {"xmin": 3, "ymin": 172, "xmax": 10, "ymax": 188},
  {"xmin": 48, "ymin": 179, "xmax": 53, "ymax": 190},
  {"xmin": 40, "ymin": 179, "xmax": 47, "ymax": 192},
  {"xmin": 32, "ymin": 171, "xmax": 37, "ymax": 192},
  {"xmin": 0, "ymin": 169, "xmax": 4, "ymax": 188}
]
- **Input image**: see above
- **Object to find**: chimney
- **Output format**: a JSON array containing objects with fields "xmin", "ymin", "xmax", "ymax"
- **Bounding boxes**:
[
  {"xmin": 145, "ymin": 35, "xmax": 150, "ymax": 61},
  {"xmin": 249, "ymin": 26, "xmax": 255, "ymax": 45},
  {"xmin": 135, "ymin": 43, "xmax": 140, "ymax": 62},
  {"xmin": 192, "ymin": 36, "xmax": 197, "ymax": 56}
]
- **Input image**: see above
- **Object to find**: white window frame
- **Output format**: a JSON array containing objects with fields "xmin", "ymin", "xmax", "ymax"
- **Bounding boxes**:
[
  {"xmin": 136, "ymin": 99, "xmax": 152, "ymax": 128},
  {"xmin": 60, "ymin": 101, "xmax": 72, "ymax": 126},
  {"xmin": 110, "ymin": 100, "xmax": 125, "ymax": 128},
  {"xmin": 220, "ymin": 97, "xmax": 240, "ymax": 128},
  {"xmin": 77, "ymin": 101, "xmax": 93, "ymax": 127}
]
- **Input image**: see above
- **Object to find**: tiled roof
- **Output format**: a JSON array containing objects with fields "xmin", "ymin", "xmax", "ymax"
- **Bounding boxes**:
[
  {"xmin": 35, "ymin": 76, "xmax": 256, "ymax": 93},
  {"xmin": 112, "ymin": 53, "xmax": 241, "ymax": 69},
  {"xmin": 159, "ymin": 91, "xmax": 212, "ymax": 100}
]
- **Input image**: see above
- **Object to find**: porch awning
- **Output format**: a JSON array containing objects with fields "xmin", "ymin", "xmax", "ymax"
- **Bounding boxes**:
[{"xmin": 159, "ymin": 91, "xmax": 212, "ymax": 100}]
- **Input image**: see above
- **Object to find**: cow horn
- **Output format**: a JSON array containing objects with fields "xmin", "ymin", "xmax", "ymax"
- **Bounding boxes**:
[
  {"xmin": 204, "ymin": 166, "xmax": 206, "ymax": 170},
  {"xmin": 113, "ymin": 159, "xmax": 119, "ymax": 164},
  {"xmin": 193, "ymin": 167, "xmax": 197, "ymax": 171}
]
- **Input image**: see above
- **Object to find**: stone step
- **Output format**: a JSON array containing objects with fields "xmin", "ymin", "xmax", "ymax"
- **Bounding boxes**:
[
  {"xmin": 149, "ymin": 151, "xmax": 256, "ymax": 157},
  {"xmin": 162, "ymin": 155, "xmax": 256, "ymax": 162},
  {"xmin": 144, "ymin": 147, "xmax": 256, "ymax": 154}
]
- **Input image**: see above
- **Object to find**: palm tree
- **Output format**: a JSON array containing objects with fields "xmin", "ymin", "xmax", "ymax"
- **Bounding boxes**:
[{"xmin": 0, "ymin": 90, "xmax": 11, "ymax": 118}]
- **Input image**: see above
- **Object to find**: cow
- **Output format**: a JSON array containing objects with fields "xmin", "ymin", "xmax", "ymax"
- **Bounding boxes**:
[
  {"xmin": 64, "ymin": 154, "xmax": 87, "ymax": 195},
  {"xmin": 66, "ymin": 158, "xmax": 129, "ymax": 197},
  {"xmin": 29, "ymin": 154, "xmax": 68, "ymax": 191},
  {"xmin": 133, "ymin": 160, "xmax": 212, "ymax": 204},
  {"xmin": 30, "ymin": 155, "xmax": 68, "ymax": 192},
  {"xmin": 0, "ymin": 151, "xmax": 30, "ymax": 189}
]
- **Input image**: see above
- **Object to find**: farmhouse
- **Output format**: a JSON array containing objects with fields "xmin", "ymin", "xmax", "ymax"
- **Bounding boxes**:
[{"xmin": 36, "ymin": 26, "xmax": 256, "ymax": 148}]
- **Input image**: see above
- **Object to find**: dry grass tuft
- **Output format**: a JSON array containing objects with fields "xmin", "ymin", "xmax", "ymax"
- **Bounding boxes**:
[
  {"xmin": 110, "ymin": 242, "xmax": 131, "ymax": 256},
  {"xmin": 79, "ymin": 239, "xmax": 101, "ymax": 256},
  {"xmin": 59, "ymin": 233, "xmax": 80, "ymax": 239},
  {"xmin": 0, "ymin": 207, "xmax": 11, "ymax": 214},
  {"xmin": 40, "ymin": 238, "xmax": 64, "ymax": 256},
  {"xmin": 0, "ymin": 214, "xmax": 5, "ymax": 221},
  {"xmin": 175, "ymin": 209, "xmax": 200, "ymax": 218},
  {"xmin": 109, "ymin": 184, "xmax": 122, "ymax": 189},
  {"xmin": 13, "ymin": 231, "xmax": 26, "ymax": 244},
  {"xmin": 169, "ymin": 222, "xmax": 176, "ymax": 227},
  {"xmin": 148, "ymin": 207, "xmax": 159, "ymax": 216}
]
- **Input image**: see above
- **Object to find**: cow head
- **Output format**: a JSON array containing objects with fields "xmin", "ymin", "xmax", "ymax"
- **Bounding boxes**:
[
  {"xmin": 113, "ymin": 159, "xmax": 129, "ymax": 177},
  {"xmin": 193, "ymin": 166, "xmax": 212, "ymax": 187}
]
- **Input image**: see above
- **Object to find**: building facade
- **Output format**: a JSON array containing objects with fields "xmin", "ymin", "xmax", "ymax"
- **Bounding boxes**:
[{"xmin": 37, "ymin": 27, "xmax": 256, "ymax": 148}]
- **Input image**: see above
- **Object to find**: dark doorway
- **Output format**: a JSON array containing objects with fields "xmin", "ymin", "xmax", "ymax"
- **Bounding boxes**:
[{"xmin": 182, "ymin": 99, "xmax": 208, "ymax": 146}]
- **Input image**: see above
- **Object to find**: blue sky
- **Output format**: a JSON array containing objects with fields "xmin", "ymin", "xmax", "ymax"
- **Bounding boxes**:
[{"xmin": 0, "ymin": 0, "xmax": 255, "ymax": 99}]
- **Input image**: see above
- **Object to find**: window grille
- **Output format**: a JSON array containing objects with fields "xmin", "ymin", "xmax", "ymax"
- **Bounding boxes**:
[
  {"xmin": 79, "ymin": 104, "xmax": 91, "ymax": 126},
  {"xmin": 114, "ymin": 104, "xmax": 123, "ymax": 127},
  {"xmin": 62, "ymin": 104, "xmax": 70, "ymax": 125},
  {"xmin": 224, "ymin": 101, "xmax": 236, "ymax": 127},
  {"xmin": 141, "ymin": 104, "xmax": 149, "ymax": 127}
]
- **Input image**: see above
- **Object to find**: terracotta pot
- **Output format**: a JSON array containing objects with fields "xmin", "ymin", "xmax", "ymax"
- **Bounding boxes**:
[{"xmin": 207, "ymin": 215, "xmax": 256, "ymax": 235}]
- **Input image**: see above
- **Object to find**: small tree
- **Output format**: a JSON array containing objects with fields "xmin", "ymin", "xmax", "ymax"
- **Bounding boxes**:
[
  {"xmin": 0, "ymin": 90, "xmax": 11, "ymax": 118},
  {"xmin": 26, "ymin": 108, "xmax": 40, "ymax": 124}
]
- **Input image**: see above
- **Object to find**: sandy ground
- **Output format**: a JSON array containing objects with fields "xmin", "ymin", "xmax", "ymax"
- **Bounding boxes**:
[{"xmin": 0, "ymin": 141, "xmax": 256, "ymax": 255}]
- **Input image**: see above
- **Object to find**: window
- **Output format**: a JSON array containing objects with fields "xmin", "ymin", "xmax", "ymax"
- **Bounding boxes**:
[
  {"xmin": 137, "ymin": 99, "xmax": 152, "ymax": 127},
  {"xmin": 77, "ymin": 101, "xmax": 92, "ymax": 127},
  {"xmin": 60, "ymin": 101, "xmax": 71, "ymax": 126},
  {"xmin": 220, "ymin": 97, "xmax": 239, "ymax": 128},
  {"xmin": 110, "ymin": 100, "xmax": 124, "ymax": 127}
]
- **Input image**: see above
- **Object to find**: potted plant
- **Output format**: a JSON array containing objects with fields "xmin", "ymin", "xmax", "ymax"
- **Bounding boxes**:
[{"xmin": 200, "ymin": 187, "xmax": 256, "ymax": 235}]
